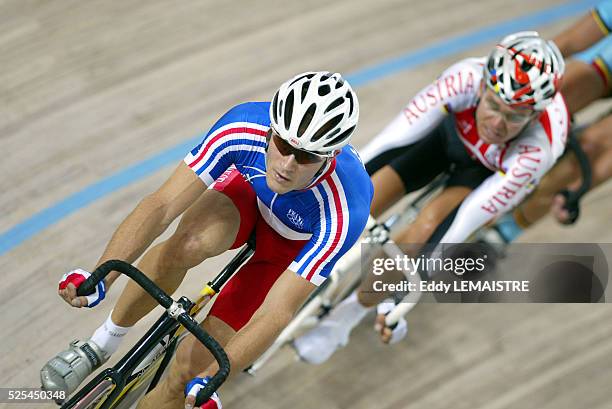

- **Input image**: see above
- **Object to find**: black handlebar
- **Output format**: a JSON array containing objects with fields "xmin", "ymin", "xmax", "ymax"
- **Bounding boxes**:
[{"xmin": 76, "ymin": 260, "xmax": 230, "ymax": 406}]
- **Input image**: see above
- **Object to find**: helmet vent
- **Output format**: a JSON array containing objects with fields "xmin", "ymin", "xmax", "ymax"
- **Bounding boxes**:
[
  {"xmin": 311, "ymin": 114, "xmax": 343, "ymax": 142},
  {"xmin": 284, "ymin": 90, "xmax": 294, "ymax": 130},
  {"xmin": 301, "ymin": 81, "xmax": 310, "ymax": 102},
  {"xmin": 325, "ymin": 97, "xmax": 344, "ymax": 113},
  {"xmin": 289, "ymin": 73, "xmax": 310, "ymax": 87},
  {"xmin": 335, "ymin": 78, "xmax": 345, "ymax": 89},
  {"xmin": 324, "ymin": 125, "xmax": 355, "ymax": 148},
  {"xmin": 272, "ymin": 92, "xmax": 279, "ymax": 123},
  {"xmin": 346, "ymin": 91, "xmax": 355, "ymax": 116},
  {"xmin": 298, "ymin": 104, "xmax": 316, "ymax": 138},
  {"xmin": 318, "ymin": 84, "xmax": 331, "ymax": 96}
]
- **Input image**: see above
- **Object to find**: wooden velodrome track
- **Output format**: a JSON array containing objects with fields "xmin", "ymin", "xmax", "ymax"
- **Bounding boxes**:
[{"xmin": 2, "ymin": 0, "xmax": 612, "ymax": 408}]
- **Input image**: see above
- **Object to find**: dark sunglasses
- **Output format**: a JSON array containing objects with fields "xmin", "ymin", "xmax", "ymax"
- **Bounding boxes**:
[{"xmin": 269, "ymin": 130, "xmax": 330, "ymax": 165}]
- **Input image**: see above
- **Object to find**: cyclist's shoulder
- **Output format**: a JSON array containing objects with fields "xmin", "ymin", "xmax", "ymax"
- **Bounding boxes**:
[
  {"xmin": 333, "ymin": 146, "xmax": 374, "ymax": 206},
  {"xmin": 440, "ymin": 57, "xmax": 485, "ymax": 79},
  {"xmin": 336, "ymin": 145, "xmax": 370, "ymax": 178},
  {"xmin": 210, "ymin": 102, "xmax": 271, "ymax": 134},
  {"xmin": 435, "ymin": 57, "xmax": 484, "ymax": 109},
  {"xmin": 533, "ymin": 93, "xmax": 569, "ymax": 145},
  {"xmin": 517, "ymin": 94, "xmax": 569, "ymax": 141}
]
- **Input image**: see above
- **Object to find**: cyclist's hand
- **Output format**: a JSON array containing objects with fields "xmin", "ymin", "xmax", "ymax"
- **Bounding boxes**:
[
  {"xmin": 551, "ymin": 193, "xmax": 572, "ymax": 224},
  {"xmin": 374, "ymin": 302, "xmax": 408, "ymax": 344},
  {"xmin": 184, "ymin": 376, "xmax": 221, "ymax": 409},
  {"xmin": 58, "ymin": 268, "xmax": 106, "ymax": 308},
  {"xmin": 374, "ymin": 313, "xmax": 394, "ymax": 344}
]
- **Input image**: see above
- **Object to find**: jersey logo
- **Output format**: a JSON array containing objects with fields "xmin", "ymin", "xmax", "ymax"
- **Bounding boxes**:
[
  {"xmin": 287, "ymin": 209, "xmax": 304, "ymax": 230},
  {"xmin": 458, "ymin": 119, "xmax": 473, "ymax": 135}
]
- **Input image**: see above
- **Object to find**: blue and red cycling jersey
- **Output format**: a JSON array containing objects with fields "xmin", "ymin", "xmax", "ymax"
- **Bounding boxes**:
[{"xmin": 184, "ymin": 102, "xmax": 373, "ymax": 286}]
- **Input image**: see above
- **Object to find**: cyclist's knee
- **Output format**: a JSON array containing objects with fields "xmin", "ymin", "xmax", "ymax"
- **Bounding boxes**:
[
  {"xmin": 169, "ymin": 317, "xmax": 235, "ymax": 388},
  {"xmin": 356, "ymin": 287, "xmax": 377, "ymax": 308},
  {"xmin": 160, "ymin": 232, "xmax": 218, "ymax": 270},
  {"xmin": 411, "ymin": 206, "xmax": 445, "ymax": 240}
]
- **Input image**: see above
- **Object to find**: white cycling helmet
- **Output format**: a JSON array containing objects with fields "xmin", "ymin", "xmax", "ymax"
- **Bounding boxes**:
[
  {"xmin": 485, "ymin": 31, "xmax": 565, "ymax": 111},
  {"xmin": 270, "ymin": 71, "xmax": 359, "ymax": 155}
]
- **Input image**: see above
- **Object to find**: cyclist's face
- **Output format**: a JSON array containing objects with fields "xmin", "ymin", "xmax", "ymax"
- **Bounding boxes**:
[
  {"xmin": 265, "ymin": 129, "xmax": 328, "ymax": 194},
  {"xmin": 476, "ymin": 88, "xmax": 537, "ymax": 144}
]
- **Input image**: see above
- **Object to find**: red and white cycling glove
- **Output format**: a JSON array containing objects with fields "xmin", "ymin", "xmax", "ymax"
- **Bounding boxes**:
[
  {"xmin": 184, "ymin": 376, "xmax": 222, "ymax": 409},
  {"xmin": 59, "ymin": 268, "xmax": 106, "ymax": 308}
]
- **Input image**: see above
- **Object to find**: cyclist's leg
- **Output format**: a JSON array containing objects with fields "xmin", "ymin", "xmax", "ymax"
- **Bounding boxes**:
[
  {"xmin": 139, "ymin": 209, "xmax": 308, "ymax": 408},
  {"xmin": 136, "ymin": 316, "xmax": 235, "ymax": 409},
  {"xmin": 356, "ymin": 118, "xmax": 454, "ymax": 306},
  {"xmin": 306, "ymin": 187, "xmax": 473, "ymax": 351},
  {"xmin": 42, "ymin": 168, "xmax": 255, "ymax": 395},
  {"xmin": 112, "ymin": 168, "xmax": 252, "ymax": 328},
  {"xmin": 365, "ymin": 125, "xmax": 449, "ymax": 217}
]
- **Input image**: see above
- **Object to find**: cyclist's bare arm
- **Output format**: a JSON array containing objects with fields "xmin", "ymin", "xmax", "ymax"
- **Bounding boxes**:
[
  {"xmin": 554, "ymin": 9, "xmax": 606, "ymax": 57},
  {"xmin": 196, "ymin": 269, "xmax": 315, "ymax": 379},
  {"xmin": 98, "ymin": 162, "xmax": 207, "ymax": 286},
  {"xmin": 183, "ymin": 270, "xmax": 315, "ymax": 408},
  {"xmin": 61, "ymin": 161, "xmax": 207, "ymax": 307}
]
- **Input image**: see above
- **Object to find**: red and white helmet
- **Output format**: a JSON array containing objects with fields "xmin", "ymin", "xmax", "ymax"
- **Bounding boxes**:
[
  {"xmin": 270, "ymin": 71, "xmax": 359, "ymax": 155},
  {"xmin": 485, "ymin": 31, "xmax": 565, "ymax": 111}
]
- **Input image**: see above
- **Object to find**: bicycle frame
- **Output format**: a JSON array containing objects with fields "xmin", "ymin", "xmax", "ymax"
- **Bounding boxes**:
[{"xmin": 62, "ymin": 300, "xmax": 188, "ymax": 409}]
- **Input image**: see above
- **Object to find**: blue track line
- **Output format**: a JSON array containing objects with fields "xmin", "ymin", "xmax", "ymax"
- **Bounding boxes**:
[{"xmin": 0, "ymin": 0, "xmax": 599, "ymax": 256}]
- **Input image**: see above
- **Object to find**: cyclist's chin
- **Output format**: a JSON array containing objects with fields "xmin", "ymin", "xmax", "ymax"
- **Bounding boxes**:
[
  {"xmin": 266, "ymin": 174, "xmax": 293, "ymax": 194},
  {"xmin": 481, "ymin": 130, "xmax": 506, "ymax": 145}
]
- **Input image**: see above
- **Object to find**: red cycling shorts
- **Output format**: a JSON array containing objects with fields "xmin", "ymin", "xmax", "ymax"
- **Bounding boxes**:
[{"xmin": 208, "ymin": 167, "xmax": 308, "ymax": 331}]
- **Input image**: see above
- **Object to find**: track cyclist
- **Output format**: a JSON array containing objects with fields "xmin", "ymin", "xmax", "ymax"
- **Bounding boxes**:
[
  {"xmin": 40, "ymin": 71, "xmax": 372, "ymax": 408},
  {"xmin": 496, "ymin": 0, "xmax": 612, "ymax": 237},
  {"xmin": 294, "ymin": 31, "xmax": 568, "ymax": 364}
]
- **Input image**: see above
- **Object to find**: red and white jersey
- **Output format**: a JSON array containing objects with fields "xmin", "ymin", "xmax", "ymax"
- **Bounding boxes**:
[{"xmin": 360, "ymin": 58, "xmax": 570, "ymax": 243}]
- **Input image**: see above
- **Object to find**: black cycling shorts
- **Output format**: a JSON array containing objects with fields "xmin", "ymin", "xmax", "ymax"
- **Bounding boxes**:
[{"xmin": 365, "ymin": 116, "xmax": 493, "ymax": 192}]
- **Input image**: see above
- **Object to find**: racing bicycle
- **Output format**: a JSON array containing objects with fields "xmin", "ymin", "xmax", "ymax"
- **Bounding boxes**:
[{"xmin": 53, "ymin": 242, "xmax": 254, "ymax": 409}]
